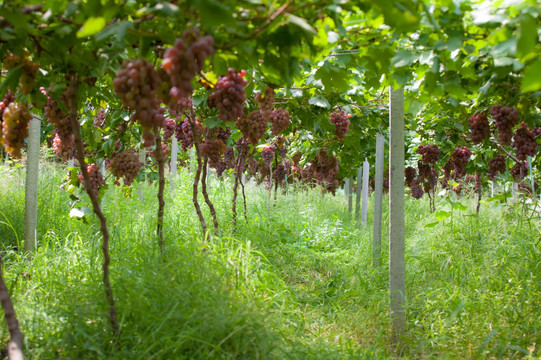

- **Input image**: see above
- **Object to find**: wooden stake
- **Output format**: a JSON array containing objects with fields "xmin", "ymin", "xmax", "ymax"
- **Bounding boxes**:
[{"xmin": 24, "ymin": 116, "xmax": 40, "ymax": 252}]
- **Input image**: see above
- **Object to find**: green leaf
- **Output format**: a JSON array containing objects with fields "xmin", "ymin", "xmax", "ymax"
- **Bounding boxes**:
[
  {"xmin": 204, "ymin": 115, "xmax": 221, "ymax": 129},
  {"xmin": 77, "ymin": 17, "xmax": 107, "ymax": 38},
  {"xmin": 0, "ymin": 67, "xmax": 22, "ymax": 94},
  {"xmin": 95, "ymin": 20, "xmax": 132, "ymax": 42},
  {"xmin": 392, "ymin": 50, "xmax": 416, "ymax": 68},
  {"xmin": 521, "ymin": 59, "xmax": 541, "ymax": 93},
  {"xmin": 424, "ymin": 221, "xmax": 439, "ymax": 228},
  {"xmin": 517, "ymin": 14, "xmax": 537, "ymax": 60},
  {"xmin": 286, "ymin": 14, "xmax": 316, "ymax": 35},
  {"xmin": 435, "ymin": 210, "xmax": 450, "ymax": 221},
  {"xmin": 308, "ymin": 95, "xmax": 330, "ymax": 109},
  {"xmin": 193, "ymin": 0, "xmax": 234, "ymax": 28}
]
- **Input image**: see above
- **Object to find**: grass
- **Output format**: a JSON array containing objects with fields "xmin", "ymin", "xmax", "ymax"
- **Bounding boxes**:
[{"xmin": 0, "ymin": 160, "xmax": 540, "ymax": 359}]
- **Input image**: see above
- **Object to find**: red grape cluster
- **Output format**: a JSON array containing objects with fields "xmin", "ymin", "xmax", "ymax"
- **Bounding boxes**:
[
  {"xmin": 1, "ymin": 102, "xmax": 31, "ymax": 158},
  {"xmin": 533, "ymin": 127, "xmax": 541, "ymax": 138},
  {"xmin": 489, "ymin": 105, "xmax": 520, "ymax": 145},
  {"xmin": 411, "ymin": 182, "xmax": 424, "ymax": 199},
  {"xmin": 200, "ymin": 139, "xmax": 226, "ymax": 167},
  {"xmin": 149, "ymin": 143, "xmax": 170, "ymax": 160},
  {"xmin": 93, "ymin": 109, "xmax": 106, "ymax": 128},
  {"xmin": 487, "ymin": 154, "xmax": 506, "ymax": 180},
  {"xmin": 78, "ymin": 163, "xmax": 105, "ymax": 198},
  {"xmin": 0, "ymin": 90, "xmax": 15, "ymax": 120},
  {"xmin": 329, "ymin": 110, "xmax": 350, "ymax": 141},
  {"xmin": 247, "ymin": 157, "xmax": 259, "ymax": 176},
  {"xmin": 291, "ymin": 152, "xmax": 302, "ymax": 164},
  {"xmin": 162, "ymin": 117, "xmax": 176, "ymax": 143},
  {"xmin": 273, "ymin": 161, "xmax": 289, "ymax": 186},
  {"xmin": 52, "ymin": 130, "xmax": 75, "ymax": 161},
  {"xmin": 450, "ymin": 146, "xmax": 472, "ymax": 178},
  {"xmin": 162, "ymin": 30, "xmax": 214, "ymax": 98},
  {"xmin": 109, "ymin": 151, "xmax": 144, "ymax": 186},
  {"xmin": 270, "ymin": 108, "xmax": 290, "ymax": 135},
  {"xmin": 216, "ymin": 127, "xmax": 232, "ymax": 143},
  {"xmin": 255, "ymin": 86, "xmax": 275, "ymax": 113},
  {"xmin": 237, "ymin": 110, "xmax": 267, "ymax": 144},
  {"xmin": 512, "ymin": 122, "xmax": 538, "ymax": 160},
  {"xmin": 175, "ymin": 118, "xmax": 203, "ymax": 151},
  {"xmin": 44, "ymin": 87, "xmax": 75, "ymax": 160},
  {"xmin": 314, "ymin": 148, "xmax": 339, "ymax": 193},
  {"xmin": 510, "ymin": 161, "xmax": 528, "ymax": 181},
  {"xmin": 261, "ymin": 145, "xmax": 276, "ymax": 166},
  {"xmin": 417, "ymin": 161, "xmax": 432, "ymax": 180},
  {"xmin": 417, "ymin": 144, "xmax": 440, "ymax": 164},
  {"xmin": 209, "ymin": 68, "xmax": 247, "ymax": 122},
  {"xmin": 468, "ymin": 113, "xmax": 490, "ymax": 144},
  {"xmin": 113, "ymin": 59, "xmax": 165, "ymax": 139},
  {"xmin": 405, "ymin": 166, "xmax": 417, "ymax": 187},
  {"xmin": 168, "ymin": 97, "xmax": 193, "ymax": 118}
]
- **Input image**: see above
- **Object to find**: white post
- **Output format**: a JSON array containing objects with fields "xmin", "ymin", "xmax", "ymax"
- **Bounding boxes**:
[
  {"xmin": 24, "ymin": 117, "xmax": 40, "ymax": 252},
  {"xmin": 68, "ymin": 159, "xmax": 74, "ymax": 167},
  {"xmin": 170, "ymin": 136, "xmax": 178, "ymax": 190},
  {"xmin": 138, "ymin": 147, "xmax": 146, "ymax": 201},
  {"xmin": 99, "ymin": 159, "xmax": 105, "ymax": 177},
  {"xmin": 512, "ymin": 183, "xmax": 518, "ymax": 198},
  {"xmin": 361, "ymin": 158, "xmax": 369, "ymax": 226},
  {"xmin": 373, "ymin": 133, "xmax": 385, "ymax": 266},
  {"xmin": 355, "ymin": 168, "xmax": 362, "ymax": 220},
  {"xmin": 347, "ymin": 177, "xmax": 353, "ymax": 215},
  {"xmin": 344, "ymin": 178, "xmax": 350, "ymax": 200},
  {"xmin": 389, "ymin": 86, "xmax": 405, "ymax": 345}
]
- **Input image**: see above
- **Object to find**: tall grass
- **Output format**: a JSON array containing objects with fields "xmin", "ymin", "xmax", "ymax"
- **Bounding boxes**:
[{"xmin": 0, "ymin": 161, "xmax": 539, "ymax": 359}]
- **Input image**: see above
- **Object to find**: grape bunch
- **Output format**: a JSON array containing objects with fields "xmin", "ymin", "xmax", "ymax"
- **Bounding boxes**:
[
  {"xmin": 216, "ymin": 127, "xmax": 232, "ymax": 143},
  {"xmin": 0, "ymin": 90, "xmax": 15, "ymax": 120},
  {"xmin": 247, "ymin": 157, "xmax": 259, "ymax": 177},
  {"xmin": 52, "ymin": 130, "xmax": 75, "ymax": 161},
  {"xmin": 273, "ymin": 161, "xmax": 289, "ymax": 186},
  {"xmin": 168, "ymin": 96, "xmax": 193, "ymax": 118},
  {"xmin": 512, "ymin": 122, "xmax": 538, "ymax": 160},
  {"xmin": 237, "ymin": 110, "xmax": 267, "ymax": 144},
  {"xmin": 162, "ymin": 117, "xmax": 176, "ymax": 143},
  {"xmin": 78, "ymin": 163, "xmax": 105, "ymax": 198},
  {"xmin": 510, "ymin": 161, "xmax": 528, "ymax": 181},
  {"xmin": 93, "ymin": 109, "xmax": 107, "ymax": 128},
  {"xmin": 270, "ymin": 108, "xmax": 290, "ymax": 135},
  {"xmin": 3, "ymin": 53, "xmax": 39, "ymax": 94},
  {"xmin": 209, "ymin": 68, "xmax": 247, "ymax": 122},
  {"xmin": 489, "ymin": 105, "xmax": 520, "ymax": 145},
  {"xmin": 468, "ymin": 113, "xmax": 490, "ymax": 144},
  {"xmin": 423, "ymin": 168, "xmax": 438, "ymax": 194},
  {"xmin": 255, "ymin": 86, "xmax": 275, "ymax": 113},
  {"xmin": 405, "ymin": 166, "xmax": 417, "ymax": 187},
  {"xmin": 314, "ymin": 148, "xmax": 339, "ymax": 192},
  {"xmin": 200, "ymin": 139, "xmax": 226, "ymax": 167},
  {"xmin": 113, "ymin": 59, "xmax": 164, "ymax": 135},
  {"xmin": 417, "ymin": 144, "xmax": 440, "ymax": 164},
  {"xmin": 417, "ymin": 161, "xmax": 432, "ymax": 180},
  {"xmin": 162, "ymin": 30, "xmax": 214, "ymax": 98},
  {"xmin": 175, "ymin": 118, "xmax": 203, "ymax": 151},
  {"xmin": 261, "ymin": 145, "xmax": 276, "ymax": 166},
  {"xmin": 44, "ymin": 88, "xmax": 74, "ymax": 159},
  {"xmin": 2, "ymin": 102, "xmax": 31, "ymax": 158},
  {"xmin": 291, "ymin": 152, "xmax": 302, "ymax": 164},
  {"xmin": 329, "ymin": 110, "xmax": 350, "ymax": 141},
  {"xmin": 149, "ymin": 143, "xmax": 170, "ymax": 160},
  {"xmin": 411, "ymin": 181, "xmax": 424, "ymax": 199},
  {"xmin": 487, "ymin": 154, "xmax": 506, "ymax": 180},
  {"xmin": 450, "ymin": 146, "xmax": 472, "ymax": 178},
  {"xmin": 533, "ymin": 127, "xmax": 541, "ymax": 138},
  {"xmin": 109, "ymin": 151, "xmax": 144, "ymax": 186}
]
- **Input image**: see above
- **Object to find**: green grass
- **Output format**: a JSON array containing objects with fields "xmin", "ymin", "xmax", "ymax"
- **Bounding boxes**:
[{"xmin": 0, "ymin": 161, "xmax": 540, "ymax": 359}]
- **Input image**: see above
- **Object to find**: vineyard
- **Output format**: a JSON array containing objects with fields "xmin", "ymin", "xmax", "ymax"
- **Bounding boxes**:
[{"xmin": 0, "ymin": 0, "xmax": 540, "ymax": 359}]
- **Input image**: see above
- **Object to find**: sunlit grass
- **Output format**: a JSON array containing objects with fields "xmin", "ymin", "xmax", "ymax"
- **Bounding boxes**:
[{"xmin": 0, "ymin": 160, "xmax": 539, "ymax": 359}]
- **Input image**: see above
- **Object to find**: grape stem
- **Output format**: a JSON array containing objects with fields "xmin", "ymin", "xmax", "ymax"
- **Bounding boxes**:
[
  {"xmin": 201, "ymin": 156, "xmax": 219, "ymax": 234},
  {"xmin": 0, "ymin": 257, "xmax": 24, "ymax": 360},
  {"xmin": 188, "ymin": 108, "xmax": 208, "ymax": 236},
  {"xmin": 490, "ymin": 140, "xmax": 527, "ymax": 169},
  {"xmin": 153, "ymin": 123, "xmax": 166, "ymax": 251},
  {"xmin": 68, "ymin": 74, "xmax": 119, "ymax": 336}
]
